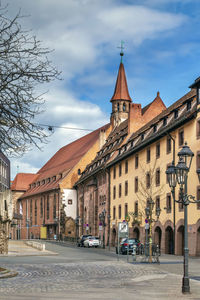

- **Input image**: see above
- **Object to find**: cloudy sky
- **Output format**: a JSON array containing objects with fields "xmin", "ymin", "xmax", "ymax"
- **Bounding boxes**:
[{"xmin": 7, "ymin": 0, "xmax": 200, "ymax": 179}]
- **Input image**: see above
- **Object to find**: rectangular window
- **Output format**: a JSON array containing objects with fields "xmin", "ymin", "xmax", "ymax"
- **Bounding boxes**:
[
  {"xmin": 119, "ymin": 163, "xmax": 122, "ymax": 177},
  {"xmin": 68, "ymin": 199, "xmax": 72, "ymax": 205},
  {"xmin": 113, "ymin": 166, "xmax": 116, "ymax": 179},
  {"xmin": 119, "ymin": 184, "xmax": 122, "ymax": 198},
  {"xmin": 113, "ymin": 186, "xmax": 116, "ymax": 199},
  {"xmin": 166, "ymin": 137, "xmax": 171, "ymax": 154},
  {"xmin": 47, "ymin": 195, "xmax": 49, "ymax": 219},
  {"xmin": 125, "ymin": 181, "xmax": 128, "ymax": 196},
  {"xmin": 146, "ymin": 173, "xmax": 150, "ymax": 189},
  {"xmin": 135, "ymin": 201, "xmax": 138, "ymax": 216},
  {"xmin": 113, "ymin": 206, "xmax": 116, "ymax": 219},
  {"xmin": 166, "ymin": 193, "xmax": 171, "ymax": 213},
  {"xmin": 125, "ymin": 203, "xmax": 128, "ymax": 218},
  {"xmin": 125, "ymin": 160, "xmax": 128, "ymax": 174},
  {"xmin": 197, "ymin": 119, "xmax": 200, "ymax": 139},
  {"xmin": 156, "ymin": 196, "xmax": 160, "ymax": 211},
  {"xmin": 35, "ymin": 200, "xmax": 37, "ymax": 225},
  {"xmin": 135, "ymin": 177, "xmax": 138, "ymax": 193},
  {"xmin": 147, "ymin": 148, "xmax": 151, "ymax": 163},
  {"xmin": 156, "ymin": 168, "xmax": 160, "ymax": 186},
  {"xmin": 40, "ymin": 198, "xmax": 43, "ymax": 218},
  {"xmin": 156, "ymin": 143, "xmax": 160, "ymax": 159},
  {"xmin": 53, "ymin": 194, "xmax": 57, "ymax": 219},
  {"xmin": 197, "ymin": 187, "xmax": 200, "ymax": 210},
  {"xmin": 179, "ymin": 190, "xmax": 184, "ymax": 211},
  {"xmin": 118, "ymin": 205, "xmax": 121, "ymax": 219},
  {"xmin": 197, "ymin": 152, "xmax": 200, "ymax": 169},
  {"xmin": 179, "ymin": 129, "xmax": 184, "ymax": 147},
  {"xmin": 135, "ymin": 154, "xmax": 138, "ymax": 169}
]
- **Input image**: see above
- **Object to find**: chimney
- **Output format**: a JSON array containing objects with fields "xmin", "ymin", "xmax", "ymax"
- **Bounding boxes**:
[
  {"xmin": 128, "ymin": 103, "xmax": 143, "ymax": 134},
  {"xmin": 99, "ymin": 129, "xmax": 106, "ymax": 149}
]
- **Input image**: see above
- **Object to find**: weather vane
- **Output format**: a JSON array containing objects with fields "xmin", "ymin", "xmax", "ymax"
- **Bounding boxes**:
[{"xmin": 117, "ymin": 40, "xmax": 125, "ymax": 62}]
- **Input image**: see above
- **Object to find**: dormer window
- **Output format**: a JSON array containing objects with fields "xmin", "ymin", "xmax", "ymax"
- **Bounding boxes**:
[
  {"xmin": 153, "ymin": 124, "xmax": 157, "ymax": 133},
  {"xmin": 163, "ymin": 117, "xmax": 167, "ymax": 126},
  {"xmin": 174, "ymin": 109, "xmax": 178, "ymax": 119},
  {"xmin": 141, "ymin": 133, "xmax": 144, "ymax": 141},
  {"xmin": 52, "ymin": 176, "xmax": 56, "ymax": 181},
  {"xmin": 47, "ymin": 178, "xmax": 50, "ymax": 183},
  {"xmin": 187, "ymin": 100, "xmax": 192, "ymax": 111},
  {"xmin": 42, "ymin": 180, "xmax": 45, "ymax": 185},
  {"xmin": 37, "ymin": 182, "xmax": 40, "ymax": 187}
]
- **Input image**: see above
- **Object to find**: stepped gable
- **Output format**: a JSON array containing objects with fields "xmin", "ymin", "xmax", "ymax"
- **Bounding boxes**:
[
  {"xmin": 80, "ymin": 119, "xmax": 128, "ymax": 180},
  {"xmin": 111, "ymin": 89, "xmax": 196, "ymax": 163},
  {"xmin": 11, "ymin": 173, "xmax": 38, "ymax": 191},
  {"xmin": 110, "ymin": 62, "xmax": 132, "ymax": 102},
  {"xmin": 20, "ymin": 123, "xmax": 110, "ymax": 198}
]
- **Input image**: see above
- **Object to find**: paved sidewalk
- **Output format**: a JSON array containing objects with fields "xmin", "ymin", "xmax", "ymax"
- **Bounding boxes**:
[{"xmin": 0, "ymin": 240, "xmax": 57, "ymax": 257}]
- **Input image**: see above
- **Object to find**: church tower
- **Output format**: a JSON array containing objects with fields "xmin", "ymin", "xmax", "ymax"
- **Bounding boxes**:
[{"xmin": 110, "ymin": 50, "xmax": 132, "ymax": 128}]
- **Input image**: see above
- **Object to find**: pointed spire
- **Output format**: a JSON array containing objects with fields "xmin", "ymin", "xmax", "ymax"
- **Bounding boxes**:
[{"xmin": 110, "ymin": 62, "xmax": 132, "ymax": 102}]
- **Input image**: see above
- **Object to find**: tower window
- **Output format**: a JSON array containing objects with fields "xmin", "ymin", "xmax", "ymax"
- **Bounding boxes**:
[
  {"xmin": 117, "ymin": 103, "xmax": 120, "ymax": 112},
  {"xmin": 123, "ymin": 103, "xmax": 126, "ymax": 112}
]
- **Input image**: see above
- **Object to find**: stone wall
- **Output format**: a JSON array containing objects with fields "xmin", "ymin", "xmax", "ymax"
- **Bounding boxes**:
[{"xmin": 0, "ymin": 222, "xmax": 9, "ymax": 254}]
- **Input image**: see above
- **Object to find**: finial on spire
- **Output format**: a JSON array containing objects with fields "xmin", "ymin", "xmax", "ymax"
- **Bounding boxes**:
[{"xmin": 117, "ymin": 40, "xmax": 125, "ymax": 63}]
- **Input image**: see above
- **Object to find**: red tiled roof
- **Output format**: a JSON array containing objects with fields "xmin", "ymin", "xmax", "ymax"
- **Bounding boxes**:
[
  {"xmin": 11, "ymin": 173, "xmax": 38, "ymax": 191},
  {"xmin": 110, "ymin": 63, "xmax": 132, "ymax": 102},
  {"xmin": 36, "ymin": 124, "xmax": 109, "ymax": 180},
  {"xmin": 20, "ymin": 123, "xmax": 110, "ymax": 198}
]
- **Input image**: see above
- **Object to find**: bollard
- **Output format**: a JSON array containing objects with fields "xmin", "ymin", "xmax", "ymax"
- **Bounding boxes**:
[{"xmin": 132, "ymin": 244, "xmax": 137, "ymax": 262}]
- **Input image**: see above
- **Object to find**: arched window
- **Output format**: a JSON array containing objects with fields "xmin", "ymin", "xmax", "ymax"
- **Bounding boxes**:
[
  {"xmin": 117, "ymin": 102, "xmax": 120, "ymax": 111},
  {"xmin": 123, "ymin": 102, "xmax": 126, "ymax": 112}
]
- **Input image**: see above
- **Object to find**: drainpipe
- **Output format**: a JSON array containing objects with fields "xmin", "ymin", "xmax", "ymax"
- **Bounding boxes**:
[{"xmin": 167, "ymin": 132, "xmax": 176, "ymax": 255}]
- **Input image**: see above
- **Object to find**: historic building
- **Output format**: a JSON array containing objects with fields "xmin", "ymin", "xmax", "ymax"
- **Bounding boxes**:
[
  {"xmin": 0, "ymin": 151, "xmax": 12, "ymax": 253},
  {"xmin": 10, "ymin": 173, "xmax": 37, "ymax": 240},
  {"xmin": 16, "ymin": 125, "xmax": 110, "ymax": 240},
  {"xmin": 108, "ymin": 80, "xmax": 200, "ymax": 256},
  {"xmin": 75, "ymin": 55, "xmax": 166, "ymax": 245}
]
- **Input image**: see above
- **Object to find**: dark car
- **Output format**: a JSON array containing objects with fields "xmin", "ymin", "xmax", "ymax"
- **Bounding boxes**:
[
  {"xmin": 116, "ymin": 238, "xmax": 142, "ymax": 255},
  {"xmin": 77, "ymin": 235, "xmax": 92, "ymax": 247}
]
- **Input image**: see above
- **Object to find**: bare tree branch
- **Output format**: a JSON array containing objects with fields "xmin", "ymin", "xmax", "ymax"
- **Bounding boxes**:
[{"xmin": 0, "ymin": 5, "xmax": 61, "ymax": 156}]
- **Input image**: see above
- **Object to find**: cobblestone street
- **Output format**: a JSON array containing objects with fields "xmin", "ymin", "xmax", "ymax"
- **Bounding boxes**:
[{"xmin": 0, "ymin": 241, "xmax": 200, "ymax": 299}]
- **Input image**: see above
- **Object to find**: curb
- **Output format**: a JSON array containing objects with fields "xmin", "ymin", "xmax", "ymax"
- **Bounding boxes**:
[{"xmin": 0, "ymin": 268, "xmax": 18, "ymax": 279}]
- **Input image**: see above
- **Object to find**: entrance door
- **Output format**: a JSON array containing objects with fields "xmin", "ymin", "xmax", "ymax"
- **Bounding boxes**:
[
  {"xmin": 196, "ymin": 227, "xmax": 200, "ymax": 256},
  {"xmin": 133, "ymin": 227, "xmax": 140, "ymax": 239},
  {"xmin": 154, "ymin": 226, "xmax": 162, "ymax": 249},
  {"xmin": 165, "ymin": 226, "xmax": 173, "ymax": 254},
  {"xmin": 112, "ymin": 228, "xmax": 116, "ymax": 246}
]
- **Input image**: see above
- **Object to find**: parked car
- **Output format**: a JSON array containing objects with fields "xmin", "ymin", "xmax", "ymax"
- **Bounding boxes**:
[
  {"xmin": 77, "ymin": 235, "xmax": 92, "ymax": 247},
  {"xmin": 83, "ymin": 236, "xmax": 100, "ymax": 248},
  {"xmin": 116, "ymin": 238, "xmax": 143, "ymax": 255}
]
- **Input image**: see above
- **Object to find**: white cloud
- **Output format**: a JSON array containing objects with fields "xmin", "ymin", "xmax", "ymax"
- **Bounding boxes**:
[{"xmin": 7, "ymin": 0, "xmax": 188, "ymax": 179}]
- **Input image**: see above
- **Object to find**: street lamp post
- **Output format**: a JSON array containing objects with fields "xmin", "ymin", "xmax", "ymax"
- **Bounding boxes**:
[
  {"xmin": 166, "ymin": 142, "xmax": 200, "ymax": 294},
  {"xmin": 145, "ymin": 198, "xmax": 161, "ymax": 263}
]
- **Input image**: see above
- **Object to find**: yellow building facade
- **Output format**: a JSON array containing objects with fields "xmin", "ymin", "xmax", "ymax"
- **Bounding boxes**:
[{"xmin": 109, "ymin": 87, "xmax": 200, "ymax": 256}]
